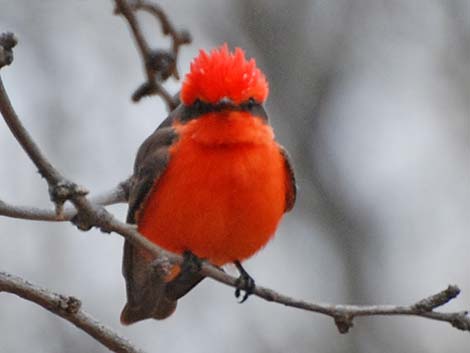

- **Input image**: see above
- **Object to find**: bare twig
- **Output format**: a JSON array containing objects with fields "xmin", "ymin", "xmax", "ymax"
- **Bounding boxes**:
[
  {"xmin": 0, "ymin": 271, "xmax": 144, "ymax": 353},
  {"xmin": 130, "ymin": 0, "xmax": 191, "ymax": 80},
  {"xmin": 0, "ymin": 36, "xmax": 62, "ymax": 185},
  {"xmin": 0, "ymin": 48, "xmax": 88, "ymax": 215},
  {"xmin": 0, "ymin": 180, "xmax": 129, "ymax": 222},
  {"xmin": 114, "ymin": 0, "xmax": 190, "ymax": 108},
  {"xmin": 3, "ymin": 191, "xmax": 470, "ymax": 334},
  {"xmin": 0, "ymin": 32, "xmax": 17, "ymax": 69},
  {"xmin": 65, "ymin": 208, "xmax": 470, "ymax": 333}
]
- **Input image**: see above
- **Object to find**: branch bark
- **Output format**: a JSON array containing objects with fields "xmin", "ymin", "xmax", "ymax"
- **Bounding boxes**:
[
  {"xmin": 0, "ymin": 181, "xmax": 129, "ymax": 222},
  {"xmin": 2, "ymin": 189, "xmax": 470, "ymax": 334},
  {"xmin": 114, "ymin": 0, "xmax": 190, "ymax": 108},
  {"xmin": 0, "ymin": 271, "xmax": 144, "ymax": 353}
]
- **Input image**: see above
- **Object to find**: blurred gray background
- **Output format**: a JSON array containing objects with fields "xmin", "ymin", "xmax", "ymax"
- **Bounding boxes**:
[{"xmin": 1, "ymin": 1, "xmax": 469, "ymax": 352}]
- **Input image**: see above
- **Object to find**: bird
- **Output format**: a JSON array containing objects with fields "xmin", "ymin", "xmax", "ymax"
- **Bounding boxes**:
[{"xmin": 120, "ymin": 44, "xmax": 296, "ymax": 324}]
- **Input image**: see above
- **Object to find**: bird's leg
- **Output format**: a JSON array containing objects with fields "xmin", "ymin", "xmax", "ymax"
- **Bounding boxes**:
[
  {"xmin": 181, "ymin": 250, "xmax": 203, "ymax": 273},
  {"xmin": 180, "ymin": 250, "xmax": 225, "ymax": 274},
  {"xmin": 164, "ymin": 251, "xmax": 205, "ymax": 301},
  {"xmin": 234, "ymin": 260, "xmax": 255, "ymax": 303}
]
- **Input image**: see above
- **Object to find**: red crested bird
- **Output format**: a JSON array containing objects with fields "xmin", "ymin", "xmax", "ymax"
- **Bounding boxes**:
[{"xmin": 121, "ymin": 44, "xmax": 296, "ymax": 324}]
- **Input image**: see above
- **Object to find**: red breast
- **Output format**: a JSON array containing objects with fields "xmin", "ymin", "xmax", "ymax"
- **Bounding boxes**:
[{"xmin": 137, "ymin": 110, "xmax": 287, "ymax": 266}]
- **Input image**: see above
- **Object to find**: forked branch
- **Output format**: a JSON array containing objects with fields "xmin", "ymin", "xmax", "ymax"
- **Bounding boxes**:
[
  {"xmin": 114, "ymin": 0, "xmax": 190, "ymax": 108},
  {"xmin": 0, "ymin": 180, "xmax": 129, "ymax": 222}
]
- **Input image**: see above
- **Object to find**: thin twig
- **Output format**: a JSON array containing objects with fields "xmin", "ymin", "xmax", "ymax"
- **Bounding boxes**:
[
  {"xmin": 0, "ymin": 32, "xmax": 17, "ymax": 69},
  {"xmin": 2, "ymin": 193, "xmax": 470, "ymax": 333},
  {"xmin": 59, "ymin": 204, "xmax": 470, "ymax": 333},
  {"xmin": 114, "ymin": 0, "xmax": 190, "ymax": 107},
  {"xmin": 0, "ymin": 48, "xmax": 63, "ymax": 185},
  {"xmin": 130, "ymin": 0, "xmax": 191, "ymax": 80},
  {"xmin": 0, "ymin": 180, "xmax": 129, "ymax": 222},
  {"xmin": 0, "ymin": 42, "xmax": 88, "ymax": 215},
  {"xmin": 0, "ymin": 271, "xmax": 145, "ymax": 353}
]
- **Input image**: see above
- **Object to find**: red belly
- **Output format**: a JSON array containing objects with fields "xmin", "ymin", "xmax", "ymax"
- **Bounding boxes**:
[{"xmin": 137, "ymin": 129, "xmax": 287, "ymax": 266}]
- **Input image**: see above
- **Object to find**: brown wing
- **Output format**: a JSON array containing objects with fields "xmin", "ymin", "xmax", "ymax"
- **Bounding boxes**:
[
  {"xmin": 121, "ymin": 108, "xmax": 204, "ymax": 324},
  {"xmin": 279, "ymin": 145, "xmax": 297, "ymax": 212}
]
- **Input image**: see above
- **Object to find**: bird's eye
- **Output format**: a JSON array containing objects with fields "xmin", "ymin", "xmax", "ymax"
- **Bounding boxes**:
[{"xmin": 247, "ymin": 97, "xmax": 256, "ymax": 109}]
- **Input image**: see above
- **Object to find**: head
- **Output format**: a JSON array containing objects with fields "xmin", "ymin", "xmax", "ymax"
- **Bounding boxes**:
[{"xmin": 180, "ymin": 44, "xmax": 269, "ymax": 107}]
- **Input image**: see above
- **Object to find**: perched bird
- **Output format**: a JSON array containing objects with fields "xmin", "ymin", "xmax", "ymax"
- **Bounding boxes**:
[{"xmin": 121, "ymin": 44, "xmax": 296, "ymax": 324}]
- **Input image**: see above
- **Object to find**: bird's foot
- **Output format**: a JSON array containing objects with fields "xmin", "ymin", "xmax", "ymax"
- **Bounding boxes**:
[
  {"xmin": 181, "ymin": 250, "xmax": 203, "ymax": 273},
  {"xmin": 234, "ymin": 261, "xmax": 255, "ymax": 303}
]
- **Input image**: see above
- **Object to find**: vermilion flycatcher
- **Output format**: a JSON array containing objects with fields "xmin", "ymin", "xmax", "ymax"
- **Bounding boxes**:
[{"xmin": 121, "ymin": 44, "xmax": 296, "ymax": 324}]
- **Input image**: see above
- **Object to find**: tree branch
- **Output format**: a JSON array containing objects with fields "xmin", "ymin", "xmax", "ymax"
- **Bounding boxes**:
[
  {"xmin": 0, "ymin": 32, "xmax": 17, "ymax": 69},
  {"xmin": 113, "ymin": 0, "xmax": 190, "ymax": 108},
  {"xmin": 0, "ymin": 271, "xmax": 144, "ymax": 353},
  {"xmin": 0, "ymin": 180, "xmax": 129, "ymax": 222},
  {"xmin": 3, "ymin": 189, "xmax": 470, "ymax": 334},
  {"xmin": 0, "ymin": 36, "xmax": 89, "ymax": 216},
  {"xmin": 130, "ymin": 0, "xmax": 191, "ymax": 81},
  {"xmin": 0, "ymin": 38, "xmax": 64, "ymax": 186}
]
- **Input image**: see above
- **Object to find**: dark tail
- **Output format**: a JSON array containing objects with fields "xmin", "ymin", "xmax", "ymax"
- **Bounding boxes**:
[{"xmin": 121, "ymin": 240, "xmax": 204, "ymax": 324}]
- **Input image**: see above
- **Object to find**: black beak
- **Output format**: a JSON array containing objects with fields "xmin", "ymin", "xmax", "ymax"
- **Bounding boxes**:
[{"xmin": 216, "ymin": 97, "xmax": 235, "ymax": 110}]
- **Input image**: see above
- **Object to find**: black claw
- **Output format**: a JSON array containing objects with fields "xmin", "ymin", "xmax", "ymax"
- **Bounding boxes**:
[{"xmin": 234, "ymin": 261, "xmax": 255, "ymax": 303}]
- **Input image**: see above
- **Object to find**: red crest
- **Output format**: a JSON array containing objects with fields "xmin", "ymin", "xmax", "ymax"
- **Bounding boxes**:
[{"xmin": 181, "ymin": 44, "xmax": 269, "ymax": 105}]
